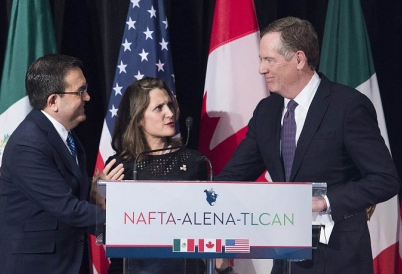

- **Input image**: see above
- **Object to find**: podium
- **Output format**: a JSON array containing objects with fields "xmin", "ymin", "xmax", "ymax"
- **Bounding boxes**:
[{"xmin": 96, "ymin": 181, "xmax": 326, "ymax": 274}]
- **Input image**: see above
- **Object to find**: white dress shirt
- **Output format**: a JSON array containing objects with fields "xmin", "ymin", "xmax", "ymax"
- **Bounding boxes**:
[
  {"xmin": 41, "ymin": 110, "xmax": 78, "ymax": 164},
  {"xmin": 281, "ymin": 72, "xmax": 334, "ymax": 244}
]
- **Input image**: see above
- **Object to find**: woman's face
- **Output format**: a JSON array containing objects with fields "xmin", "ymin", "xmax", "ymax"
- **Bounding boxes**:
[{"xmin": 140, "ymin": 88, "xmax": 176, "ymax": 145}]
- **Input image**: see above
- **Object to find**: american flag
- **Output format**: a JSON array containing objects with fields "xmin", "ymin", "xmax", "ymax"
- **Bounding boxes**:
[
  {"xmin": 90, "ymin": 0, "xmax": 175, "ymax": 273},
  {"xmin": 104, "ymin": 0, "xmax": 175, "ymax": 139},
  {"xmin": 225, "ymin": 239, "xmax": 250, "ymax": 253}
]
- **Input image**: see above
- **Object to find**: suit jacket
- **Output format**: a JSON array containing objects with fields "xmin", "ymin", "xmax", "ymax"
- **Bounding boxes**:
[
  {"xmin": 216, "ymin": 74, "xmax": 400, "ymax": 273},
  {"xmin": 0, "ymin": 109, "xmax": 106, "ymax": 274}
]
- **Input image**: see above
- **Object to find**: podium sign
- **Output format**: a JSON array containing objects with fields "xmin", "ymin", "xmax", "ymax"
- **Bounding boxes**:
[{"xmin": 104, "ymin": 181, "xmax": 312, "ymax": 260}]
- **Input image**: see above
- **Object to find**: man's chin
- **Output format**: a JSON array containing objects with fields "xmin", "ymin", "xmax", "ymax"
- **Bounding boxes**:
[
  {"xmin": 266, "ymin": 84, "xmax": 276, "ymax": 93},
  {"xmin": 76, "ymin": 115, "xmax": 87, "ymax": 125}
]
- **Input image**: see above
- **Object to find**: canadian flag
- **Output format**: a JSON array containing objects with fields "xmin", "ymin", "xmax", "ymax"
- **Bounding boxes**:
[
  {"xmin": 198, "ymin": 239, "xmax": 222, "ymax": 253},
  {"xmin": 197, "ymin": 0, "xmax": 271, "ymax": 272},
  {"xmin": 198, "ymin": 1, "xmax": 269, "ymax": 175}
]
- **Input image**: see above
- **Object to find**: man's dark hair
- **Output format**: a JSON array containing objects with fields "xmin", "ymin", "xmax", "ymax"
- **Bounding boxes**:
[{"xmin": 26, "ymin": 54, "xmax": 83, "ymax": 110}]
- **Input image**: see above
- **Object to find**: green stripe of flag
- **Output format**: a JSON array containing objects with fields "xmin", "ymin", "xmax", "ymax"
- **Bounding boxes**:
[
  {"xmin": 173, "ymin": 239, "xmax": 181, "ymax": 252},
  {"xmin": 319, "ymin": 2, "xmax": 397, "ymax": 272},
  {"xmin": 0, "ymin": 0, "xmax": 57, "ymax": 113},
  {"xmin": 0, "ymin": 0, "xmax": 57, "ymax": 164},
  {"xmin": 319, "ymin": 0, "xmax": 375, "ymax": 88}
]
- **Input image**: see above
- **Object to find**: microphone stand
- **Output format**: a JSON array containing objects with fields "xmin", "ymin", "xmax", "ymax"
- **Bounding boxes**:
[
  {"xmin": 198, "ymin": 155, "xmax": 214, "ymax": 274},
  {"xmin": 199, "ymin": 156, "xmax": 214, "ymax": 181}
]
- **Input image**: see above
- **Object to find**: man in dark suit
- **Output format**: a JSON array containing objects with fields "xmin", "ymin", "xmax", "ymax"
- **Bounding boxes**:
[
  {"xmin": 0, "ymin": 54, "xmax": 123, "ymax": 274},
  {"xmin": 215, "ymin": 17, "xmax": 400, "ymax": 274}
]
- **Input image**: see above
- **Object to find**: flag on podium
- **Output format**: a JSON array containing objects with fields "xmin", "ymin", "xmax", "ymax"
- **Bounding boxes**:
[
  {"xmin": 0, "ymin": 0, "xmax": 57, "ymax": 165},
  {"xmin": 319, "ymin": 1, "xmax": 401, "ymax": 273},
  {"xmin": 197, "ymin": 0, "xmax": 270, "ymax": 272},
  {"xmin": 90, "ymin": 0, "xmax": 176, "ymax": 273}
]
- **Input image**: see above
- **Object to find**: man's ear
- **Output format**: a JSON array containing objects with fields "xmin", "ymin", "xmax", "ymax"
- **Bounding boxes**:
[
  {"xmin": 47, "ymin": 94, "xmax": 59, "ymax": 112},
  {"xmin": 296, "ymin": 51, "xmax": 307, "ymax": 69}
]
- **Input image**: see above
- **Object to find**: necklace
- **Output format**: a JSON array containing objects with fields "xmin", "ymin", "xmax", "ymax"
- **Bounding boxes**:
[{"xmin": 164, "ymin": 145, "xmax": 172, "ymax": 154}]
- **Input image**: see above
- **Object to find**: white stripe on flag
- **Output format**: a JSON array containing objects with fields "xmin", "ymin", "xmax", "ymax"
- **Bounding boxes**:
[
  {"xmin": 0, "ymin": 96, "xmax": 31, "ymax": 165},
  {"xmin": 360, "ymin": 74, "xmax": 400, "ymax": 260},
  {"xmin": 356, "ymin": 74, "xmax": 390, "ymax": 149},
  {"xmin": 98, "ymin": 120, "xmax": 114, "ymax": 162},
  {"xmin": 204, "ymin": 32, "xmax": 267, "ymax": 150}
]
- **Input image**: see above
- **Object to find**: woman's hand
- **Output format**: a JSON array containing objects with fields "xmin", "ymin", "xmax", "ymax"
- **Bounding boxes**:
[
  {"xmin": 100, "ymin": 159, "xmax": 124, "ymax": 180},
  {"xmin": 90, "ymin": 159, "xmax": 124, "ymax": 209}
]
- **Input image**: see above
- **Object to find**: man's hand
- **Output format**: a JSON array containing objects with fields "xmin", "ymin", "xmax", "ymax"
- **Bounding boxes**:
[{"xmin": 312, "ymin": 196, "xmax": 327, "ymax": 212}]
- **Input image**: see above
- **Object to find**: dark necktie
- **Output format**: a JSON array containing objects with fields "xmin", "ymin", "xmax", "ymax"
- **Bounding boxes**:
[
  {"xmin": 66, "ymin": 131, "xmax": 77, "ymax": 158},
  {"xmin": 281, "ymin": 100, "xmax": 298, "ymax": 181}
]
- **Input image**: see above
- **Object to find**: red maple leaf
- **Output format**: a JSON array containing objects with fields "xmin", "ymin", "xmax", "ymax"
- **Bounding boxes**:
[
  {"xmin": 198, "ymin": 92, "xmax": 248, "ymax": 175},
  {"xmin": 206, "ymin": 241, "xmax": 215, "ymax": 249},
  {"xmin": 198, "ymin": 92, "xmax": 268, "ymax": 182}
]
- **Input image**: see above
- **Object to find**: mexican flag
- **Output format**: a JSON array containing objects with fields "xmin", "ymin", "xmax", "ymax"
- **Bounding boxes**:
[
  {"xmin": 173, "ymin": 238, "xmax": 195, "ymax": 252},
  {"xmin": 0, "ymin": 0, "xmax": 57, "ymax": 165},
  {"xmin": 319, "ymin": 0, "xmax": 401, "ymax": 273}
]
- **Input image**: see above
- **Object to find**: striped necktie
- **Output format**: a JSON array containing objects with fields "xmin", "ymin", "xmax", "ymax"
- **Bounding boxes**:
[
  {"xmin": 66, "ymin": 131, "xmax": 77, "ymax": 158},
  {"xmin": 281, "ymin": 100, "xmax": 298, "ymax": 181}
]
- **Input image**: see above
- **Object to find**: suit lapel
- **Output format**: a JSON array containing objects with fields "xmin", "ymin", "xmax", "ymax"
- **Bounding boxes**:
[
  {"xmin": 32, "ymin": 111, "xmax": 87, "ymax": 195},
  {"xmin": 260, "ymin": 94, "xmax": 286, "ymax": 182},
  {"xmin": 47, "ymin": 126, "xmax": 83, "ymax": 177},
  {"xmin": 71, "ymin": 131, "xmax": 89, "ymax": 200},
  {"xmin": 290, "ymin": 76, "xmax": 331, "ymax": 181}
]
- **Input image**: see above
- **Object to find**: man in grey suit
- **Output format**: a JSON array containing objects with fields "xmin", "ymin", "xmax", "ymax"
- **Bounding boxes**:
[
  {"xmin": 215, "ymin": 17, "xmax": 400, "ymax": 274},
  {"xmin": 0, "ymin": 54, "xmax": 123, "ymax": 274}
]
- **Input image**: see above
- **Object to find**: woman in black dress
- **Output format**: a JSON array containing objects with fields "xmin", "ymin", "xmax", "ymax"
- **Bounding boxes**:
[{"xmin": 106, "ymin": 77, "xmax": 207, "ymax": 274}]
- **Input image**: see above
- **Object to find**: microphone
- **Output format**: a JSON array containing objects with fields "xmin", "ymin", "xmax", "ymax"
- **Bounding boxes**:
[
  {"xmin": 132, "ymin": 116, "xmax": 193, "ymax": 180},
  {"xmin": 198, "ymin": 156, "xmax": 213, "ymax": 181},
  {"xmin": 184, "ymin": 116, "xmax": 193, "ymax": 147}
]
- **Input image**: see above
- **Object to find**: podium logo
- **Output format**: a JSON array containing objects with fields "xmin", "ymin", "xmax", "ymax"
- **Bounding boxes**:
[{"xmin": 204, "ymin": 188, "xmax": 218, "ymax": 206}]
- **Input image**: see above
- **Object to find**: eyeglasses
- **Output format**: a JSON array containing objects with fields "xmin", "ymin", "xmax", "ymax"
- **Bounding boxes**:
[{"xmin": 54, "ymin": 84, "xmax": 88, "ymax": 97}]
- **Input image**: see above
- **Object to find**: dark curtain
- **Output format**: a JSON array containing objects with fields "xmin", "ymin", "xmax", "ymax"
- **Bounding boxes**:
[{"xmin": 1, "ymin": 0, "xmax": 401, "ymax": 180}]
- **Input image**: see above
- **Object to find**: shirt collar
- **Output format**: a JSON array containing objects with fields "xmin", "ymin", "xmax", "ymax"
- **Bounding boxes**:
[
  {"xmin": 284, "ymin": 71, "xmax": 321, "ymax": 110},
  {"xmin": 41, "ymin": 110, "xmax": 70, "ymax": 141}
]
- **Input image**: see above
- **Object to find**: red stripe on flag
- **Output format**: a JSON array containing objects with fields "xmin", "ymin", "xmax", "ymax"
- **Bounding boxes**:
[
  {"xmin": 89, "ymin": 151, "xmax": 109, "ymax": 274},
  {"xmin": 216, "ymin": 239, "xmax": 222, "ymax": 252},
  {"xmin": 198, "ymin": 239, "xmax": 204, "ymax": 252},
  {"xmin": 373, "ymin": 242, "xmax": 399, "ymax": 274},
  {"xmin": 94, "ymin": 151, "xmax": 105, "ymax": 174},
  {"xmin": 89, "ymin": 234, "xmax": 109, "ymax": 274},
  {"xmin": 188, "ymin": 239, "xmax": 195, "ymax": 252},
  {"xmin": 209, "ymin": 0, "xmax": 259, "ymax": 53}
]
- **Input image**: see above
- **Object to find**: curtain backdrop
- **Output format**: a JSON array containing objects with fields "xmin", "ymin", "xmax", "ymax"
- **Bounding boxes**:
[{"xmin": 0, "ymin": 0, "xmax": 401, "ymax": 182}]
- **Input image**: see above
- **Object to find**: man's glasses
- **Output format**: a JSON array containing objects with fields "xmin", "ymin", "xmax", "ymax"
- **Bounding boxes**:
[{"xmin": 53, "ymin": 84, "xmax": 88, "ymax": 97}]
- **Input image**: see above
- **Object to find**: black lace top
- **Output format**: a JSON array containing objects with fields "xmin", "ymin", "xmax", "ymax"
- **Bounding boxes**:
[{"xmin": 120, "ymin": 147, "xmax": 208, "ymax": 180}]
